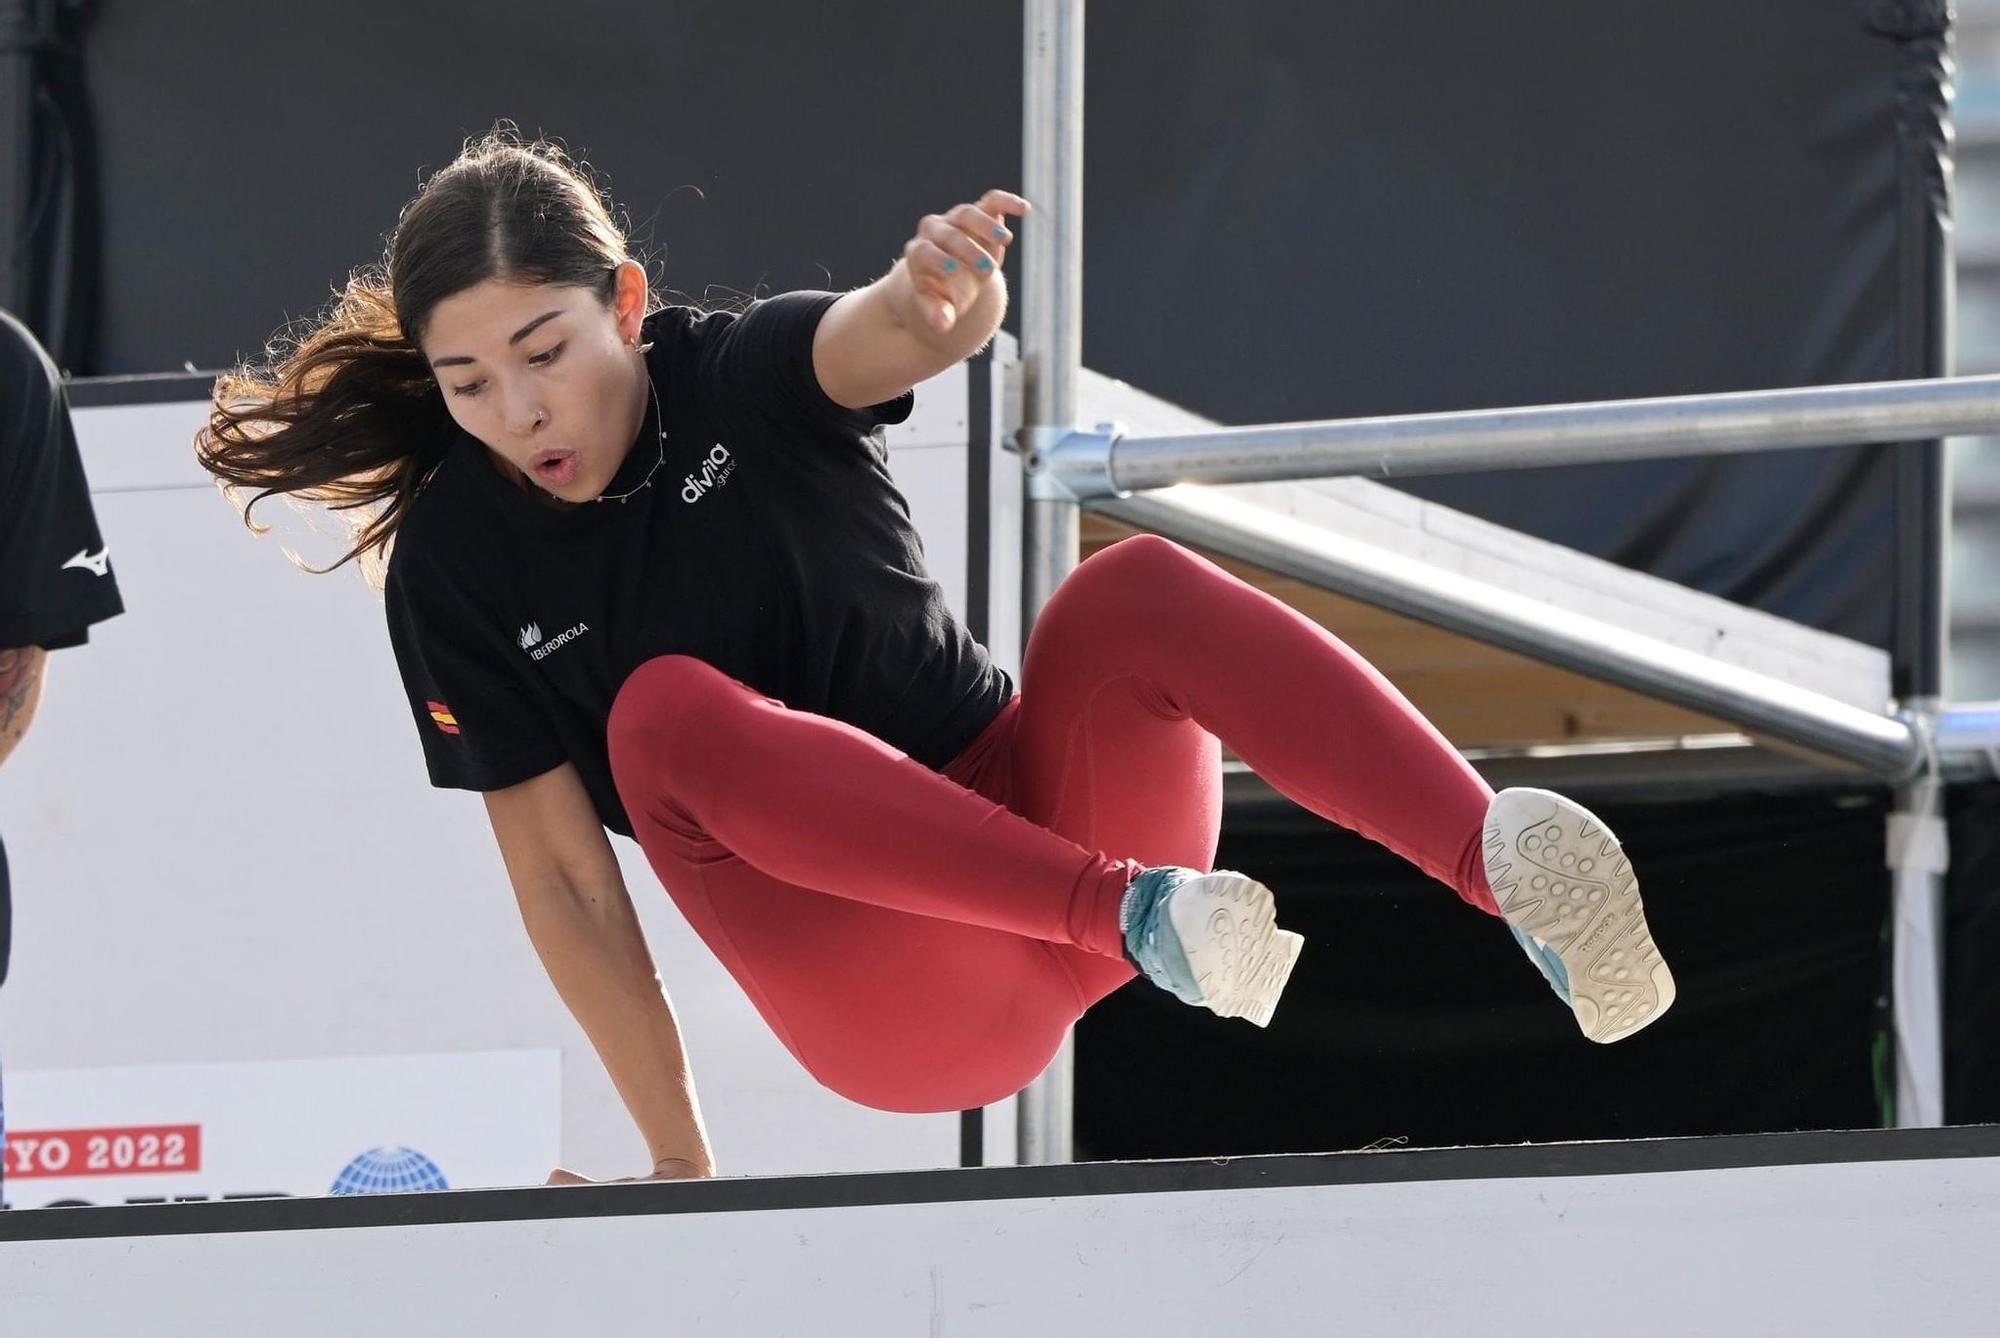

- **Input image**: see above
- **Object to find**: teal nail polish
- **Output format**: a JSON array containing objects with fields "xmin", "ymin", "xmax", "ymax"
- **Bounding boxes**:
[
  {"xmin": 979, "ymin": 257, "xmax": 993, "ymax": 271},
  {"xmin": 943, "ymin": 258, "xmax": 957, "ymax": 272},
  {"xmin": 992, "ymin": 227, "xmax": 1006, "ymax": 239}
]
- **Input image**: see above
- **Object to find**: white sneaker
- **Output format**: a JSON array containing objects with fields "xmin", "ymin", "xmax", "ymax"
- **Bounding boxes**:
[
  {"xmin": 1122, "ymin": 866, "xmax": 1306, "ymax": 1028},
  {"xmin": 1482, "ymin": 788, "xmax": 1676, "ymax": 1043}
]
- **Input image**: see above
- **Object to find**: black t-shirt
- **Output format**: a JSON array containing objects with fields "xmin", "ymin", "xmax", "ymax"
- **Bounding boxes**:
[
  {"xmin": 0, "ymin": 307, "xmax": 126, "ymax": 990},
  {"xmin": 384, "ymin": 290, "xmax": 1015, "ymax": 838}
]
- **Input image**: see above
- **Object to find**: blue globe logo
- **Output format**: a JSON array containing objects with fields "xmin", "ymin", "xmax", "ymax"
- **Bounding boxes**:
[{"xmin": 329, "ymin": 1146, "xmax": 450, "ymax": 1195}]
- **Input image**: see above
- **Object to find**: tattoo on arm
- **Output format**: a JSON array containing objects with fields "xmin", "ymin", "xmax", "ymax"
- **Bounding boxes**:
[{"xmin": 0, "ymin": 645, "xmax": 50, "ymax": 768}]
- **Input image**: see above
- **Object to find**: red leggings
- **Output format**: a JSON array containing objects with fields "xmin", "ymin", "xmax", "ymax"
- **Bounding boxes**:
[{"xmin": 606, "ymin": 534, "xmax": 1497, "ymax": 1113}]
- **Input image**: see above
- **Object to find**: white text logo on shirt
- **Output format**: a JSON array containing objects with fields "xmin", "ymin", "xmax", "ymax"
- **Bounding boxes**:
[
  {"xmin": 681, "ymin": 443, "xmax": 737, "ymax": 504},
  {"xmin": 520, "ymin": 622, "xmax": 590, "ymax": 661}
]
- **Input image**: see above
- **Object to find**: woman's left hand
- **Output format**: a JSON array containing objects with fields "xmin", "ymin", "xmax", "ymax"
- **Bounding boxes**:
[{"xmin": 900, "ymin": 188, "xmax": 1032, "ymax": 335}]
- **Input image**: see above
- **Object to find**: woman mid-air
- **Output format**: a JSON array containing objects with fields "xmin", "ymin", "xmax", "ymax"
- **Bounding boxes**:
[{"xmin": 196, "ymin": 131, "xmax": 1674, "ymax": 1184}]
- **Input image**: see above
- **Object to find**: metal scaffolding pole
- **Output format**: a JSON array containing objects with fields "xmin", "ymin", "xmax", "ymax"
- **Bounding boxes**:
[
  {"xmin": 1888, "ymin": 55, "xmax": 1953, "ymax": 1130},
  {"xmin": 1028, "ymin": 374, "xmax": 2000, "ymax": 500},
  {"xmin": 1889, "ymin": 771, "xmax": 1949, "ymax": 1129},
  {"xmin": 1014, "ymin": 0, "xmax": 1085, "ymax": 1167}
]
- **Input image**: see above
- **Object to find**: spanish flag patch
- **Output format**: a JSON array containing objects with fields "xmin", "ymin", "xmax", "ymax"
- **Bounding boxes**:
[{"xmin": 427, "ymin": 700, "xmax": 461, "ymax": 735}]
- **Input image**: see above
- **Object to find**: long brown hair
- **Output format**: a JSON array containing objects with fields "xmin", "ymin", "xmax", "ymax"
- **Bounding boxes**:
[{"xmin": 195, "ymin": 126, "xmax": 658, "ymax": 583}]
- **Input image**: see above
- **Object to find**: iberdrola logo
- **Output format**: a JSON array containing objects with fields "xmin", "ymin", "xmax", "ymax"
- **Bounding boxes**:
[{"xmin": 518, "ymin": 620, "xmax": 590, "ymax": 662}]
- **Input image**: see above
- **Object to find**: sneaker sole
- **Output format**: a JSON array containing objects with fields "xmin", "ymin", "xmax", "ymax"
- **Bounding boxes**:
[
  {"xmin": 1483, "ymin": 789, "xmax": 1676, "ymax": 1043},
  {"xmin": 1166, "ymin": 872, "xmax": 1305, "ymax": 1028}
]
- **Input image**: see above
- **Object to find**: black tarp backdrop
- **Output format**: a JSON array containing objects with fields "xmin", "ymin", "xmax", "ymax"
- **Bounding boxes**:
[
  {"xmin": 1078, "ymin": 778, "xmax": 2000, "ymax": 1160},
  {"xmin": 1947, "ymin": 782, "xmax": 2000, "ymax": 1124},
  {"xmin": 1076, "ymin": 789, "xmax": 1896, "ymax": 1160},
  {"xmin": 60, "ymin": 4, "xmax": 1971, "ymax": 1147},
  {"xmin": 2, "ymin": 0, "xmax": 103, "ymax": 372},
  {"xmin": 75, "ymin": 1, "xmax": 1942, "ymax": 648}
]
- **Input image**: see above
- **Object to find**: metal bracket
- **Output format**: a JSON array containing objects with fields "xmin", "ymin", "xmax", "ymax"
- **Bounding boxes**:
[
  {"xmin": 1884, "ymin": 703, "xmax": 1938, "ymax": 785},
  {"xmin": 1020, "ymin": 422, "xmax": 1129, "ymax": 503}
]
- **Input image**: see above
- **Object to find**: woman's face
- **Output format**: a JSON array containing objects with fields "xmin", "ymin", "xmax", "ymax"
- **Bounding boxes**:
[{"xmin": 421, "ymin": 263, "xmax": 649, "ymax": 503}]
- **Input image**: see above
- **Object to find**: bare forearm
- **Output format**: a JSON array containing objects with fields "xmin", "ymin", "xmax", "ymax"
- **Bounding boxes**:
[
  {"xmin": 521, "ymin": 885, "xmax": 715, "ymax": 1174},
  {"xmin": 816, "ymin": 252, "xmax": 1010, "ymax": 411},
  {"xmin": 0, "ymin": 646, "xmax": 48, "ymax": 769}
]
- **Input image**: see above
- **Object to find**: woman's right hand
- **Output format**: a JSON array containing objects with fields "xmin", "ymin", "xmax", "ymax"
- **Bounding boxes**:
[{"xmin": 545, "ymin": 1156, "xmax": 712, "ymax": 1186}]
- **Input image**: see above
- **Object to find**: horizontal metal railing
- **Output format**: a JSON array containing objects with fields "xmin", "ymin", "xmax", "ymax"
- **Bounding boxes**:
[
  {"xmin": 1032, "ymin": 374, "xmax": 2000, "ymax": 498},
  {"xmin": 1936, "ymin": 704, "xmax": 2000, "ymax": 754},
  {"xmin": 1017, "ymin": 374, "xmax": 2000, "ymax": 781}
]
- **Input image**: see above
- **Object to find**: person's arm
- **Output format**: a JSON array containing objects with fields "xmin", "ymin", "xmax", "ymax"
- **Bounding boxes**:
[
  {"xmin": 810, "ymin": 188, "xmax": 1029, "ymax": 411},
  {"xmin": 483, "ymin": 761, "xmax": 716, "ymax": 1178},
  {"xmin": 0, "ymin": 645, "xmax": 49, "ymax": 769},
  {"xmin": 0, "ymin": 314, "xmax": 122, "ymax": 771}
]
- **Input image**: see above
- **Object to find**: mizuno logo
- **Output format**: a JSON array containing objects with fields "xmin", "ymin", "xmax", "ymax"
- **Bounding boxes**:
[
  {"xmin": 681, "ymin": 443, "xmax": 737, "ymax": 504},
  {"xmin": 520, "ymin": 622, "xmax": 589, "ymax": 661},
  {"xmin": 63, "ymin": 547, "xmax": 111, "ymax": 577}
]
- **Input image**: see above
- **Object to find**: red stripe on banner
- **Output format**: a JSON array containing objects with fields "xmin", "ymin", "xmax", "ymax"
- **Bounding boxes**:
[{"xmin": 5, "ymin": 1124, "xmax": 204, "ymax": 1179}]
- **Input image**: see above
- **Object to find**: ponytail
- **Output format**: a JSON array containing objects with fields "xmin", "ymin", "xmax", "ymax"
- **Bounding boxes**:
[{"xmin": 195, "ymin": 267, "xmax": 448, "ymax": 585}]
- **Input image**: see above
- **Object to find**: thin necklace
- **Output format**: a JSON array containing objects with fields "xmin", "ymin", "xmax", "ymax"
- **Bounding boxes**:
[{"xmin": 596, "ymin": 367, "xmax": 667, "ymax": 504}]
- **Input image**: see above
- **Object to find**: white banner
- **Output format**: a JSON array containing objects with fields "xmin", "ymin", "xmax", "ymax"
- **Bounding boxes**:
[
  {"xmin": 2, "ymin": 1050, "xmax": 560, "ymax": 1210},
  {"xmin": 0, "ymin": 373, "xmax": 1019, "ymax": 1187}
]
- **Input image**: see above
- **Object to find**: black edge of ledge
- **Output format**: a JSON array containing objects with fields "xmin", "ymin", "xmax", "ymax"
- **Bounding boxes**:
[
  {"xmin": 65, "ymin": 373, "xmax": 219, "ymax": 409},
  {"xmin": 4, "ymin": 1124, "xmax": 1997, "ymax": 1244}
]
